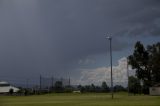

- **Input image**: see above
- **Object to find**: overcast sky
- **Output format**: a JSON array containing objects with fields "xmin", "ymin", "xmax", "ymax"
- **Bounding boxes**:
[{"xmin": 0, "ymin": 0, "xmax": 160, "ymax": 86}]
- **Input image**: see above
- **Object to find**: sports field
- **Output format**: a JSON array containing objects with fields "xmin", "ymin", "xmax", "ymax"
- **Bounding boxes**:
[{"xmin": 0, "ymin": 93, "xmax": 160, "ymax": 106}]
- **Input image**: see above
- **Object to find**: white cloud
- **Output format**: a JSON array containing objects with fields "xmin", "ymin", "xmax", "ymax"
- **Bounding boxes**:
[{"xmin": 74, "ymin": 57, "xmax": 134, "ymax": 86}]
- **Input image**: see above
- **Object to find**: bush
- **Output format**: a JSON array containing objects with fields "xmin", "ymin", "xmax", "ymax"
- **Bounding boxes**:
[{"xmin": 9, "ymin": 88, "xmax": 14, "ymax": 95}]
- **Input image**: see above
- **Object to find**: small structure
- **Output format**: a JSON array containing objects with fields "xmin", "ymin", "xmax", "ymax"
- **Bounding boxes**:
[
  {"xmin": 149, "ymin": 83, "xmax": 160, "ymax": 96},
  {"xmin": 0, "ymin": 81, "xmax": 19, "ymax": 94},
  {"xmin": 73, "ymin": 90, "xmax": 81, "ymax": 93}
]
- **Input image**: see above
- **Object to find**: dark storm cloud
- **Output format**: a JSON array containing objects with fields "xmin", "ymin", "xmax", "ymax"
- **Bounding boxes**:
[
  {"xmin": 0, "ymin": 0, "xmax": 159, "ymax": 80},
  {"xmin": 116, "ymin": 0, "xmax": 160, "ymax": 36}
]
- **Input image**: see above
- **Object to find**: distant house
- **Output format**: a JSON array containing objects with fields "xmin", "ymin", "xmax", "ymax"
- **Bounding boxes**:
[
  {"xmin": 0, "ymin": 81, "xmax": 19, "ymax": 94},
  {"xmin": 149, "ymin": 83, "xmax": 160, "ymax": 96}
]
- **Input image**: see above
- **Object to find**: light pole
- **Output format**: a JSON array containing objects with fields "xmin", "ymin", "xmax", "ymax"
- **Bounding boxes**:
[
  {"xmin": 127, "ymin": 58, "xmax": 130, "ymax": 96},
  {"xmin": 106, "ymin": 36, "xmax": 113, "ymax": 99}
]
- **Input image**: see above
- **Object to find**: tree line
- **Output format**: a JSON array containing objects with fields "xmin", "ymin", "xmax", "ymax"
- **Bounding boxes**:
[
  {"xmin": 52, "ymin": 81, "xmax": 126, "ymax": 93},
  {"xmin": 77, "ymin": 82, "xmax": 126, "ymax": 93}
]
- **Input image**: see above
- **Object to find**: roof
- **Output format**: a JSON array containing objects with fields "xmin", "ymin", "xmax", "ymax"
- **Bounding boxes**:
[{"xmin": 0, "ymin": 81, "xmax": 9, "ymax": 85}]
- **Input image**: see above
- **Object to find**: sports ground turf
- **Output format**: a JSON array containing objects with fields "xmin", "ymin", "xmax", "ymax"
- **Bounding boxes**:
[{"xmin": 0, "ymin": 93, "xmax": 160, "ymax": 106}]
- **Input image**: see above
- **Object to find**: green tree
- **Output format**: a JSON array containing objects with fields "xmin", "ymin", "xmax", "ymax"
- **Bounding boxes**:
[
  {"xmin": 9, "ymin": 88, "xmax": 14, "ymax": 95},
  {"xmin": 90, "ymin": 84, "xmax": 96, "ymax": 92},
  {"xmin": 101, "ymin": 81, "xmax": 109, "ymax": 92},
  {"xmin": 54, "ymin": 81, "xmax": 64, "ymax": 93},
  {"xmin": 128, "ymin": 41, "xmax": 150, "ymax": 82},
  {"xmin": 128, "ymin": 41, "xmax": 160, "ymax": 94},
  {"xmin": 129, "ymin": 76, "xmax": 141, "ymax": 95},
  {"xmin": 114, "ymin": 85, "xmax": 125, "ymax": 92},
  {"xmin": 64, "ymin": 85, "xmax": 73, "ymax": 93},
  {"xmin": 147, "ymin": 42, "xmax": 160, "ymax": 84}
]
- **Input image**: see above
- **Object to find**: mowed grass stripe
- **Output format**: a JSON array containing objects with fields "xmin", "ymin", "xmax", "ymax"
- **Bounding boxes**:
[{"xmin": 0, "ymin": 93, "xmax": 160, "ymax": 106}]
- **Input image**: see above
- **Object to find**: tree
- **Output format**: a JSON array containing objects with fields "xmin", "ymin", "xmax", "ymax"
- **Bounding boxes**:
[
  {"xmin": 77, "ymin": 84, "xmax": 101, "ymax": 93},
  {"xmin": 114, "ymin": 85, "xmax": 125, "ymax": 92},
  {"xmin": 90, "ymin": 84, "xmax": 96, "ymax": 92},
  {"xmin": 128, "ymin": 76, "xmax": 141, "ymax": 95},
  {"xmin": 147, "ymin": 42, "xmax": 160, "ymax": 84},
  {"xmin": 101, "ymin": 81, "xmax": 109, "ymax": 92},
  {"xmin": 64, "ymin": 85, "xmax": 73, "ymax": 93},
  {"xmin": 128, "ymin": 41, "xmax": 150, "ymax": 82},
  {"xmin": 54, "ymin": 81, "xmax": 64, "ymax": 93},
  {"xmin": 9, "ymin": 88, "xmax": 14, "ymax": 95},
  {"xmin": 77, "ymin": 85, "xmax": 86, "ymax": 93},
  {"xmin": 128, "ymin": 41, "xmax": 160, "ymax": 94}
]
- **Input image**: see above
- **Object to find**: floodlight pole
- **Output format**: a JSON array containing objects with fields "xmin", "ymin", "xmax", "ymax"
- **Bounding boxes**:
[
  {"xmin": 127, "ymin": 58, "xmax": 130, "ymax": 96},
  {"xmin": 40, "ymin": 75, "xmax": 42, "ymax": 91},
  {"xmin": 106, "ymin": 36, "xmax": 113, "ymax": 99}
]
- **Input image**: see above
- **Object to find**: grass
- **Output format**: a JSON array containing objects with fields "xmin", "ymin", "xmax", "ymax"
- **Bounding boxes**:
[{"xmin": 0, "ymin": 93, "xmax": 160, "ymax": 106}]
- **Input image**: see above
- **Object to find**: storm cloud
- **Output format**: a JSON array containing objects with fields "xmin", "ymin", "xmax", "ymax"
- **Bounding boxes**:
[{"xmin": 0, "ymin": 0, "xmax": 159, "ymax": 84}]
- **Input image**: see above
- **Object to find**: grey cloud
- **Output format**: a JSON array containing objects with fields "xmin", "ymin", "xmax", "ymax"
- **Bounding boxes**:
[
  {"xmin": 115, "ymin": 0, "xmax": 160, "ymax": 36},
  {"xmin": 0, "ymin": 0, "xmax": 159, "ymax": 83}
]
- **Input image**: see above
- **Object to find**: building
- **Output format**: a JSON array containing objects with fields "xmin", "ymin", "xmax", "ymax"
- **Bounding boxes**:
[
  {"xmin": 0, "ymin": 81, "xmax": 19, "ymax": 94},
  {"xmin": 149, "ymin": 83, "xmax": 160, "ymax": 96}
]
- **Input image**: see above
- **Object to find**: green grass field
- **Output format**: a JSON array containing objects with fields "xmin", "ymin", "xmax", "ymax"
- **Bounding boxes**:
[{"xmin": 0, "ymin": 93, "xmax": 160, "ymax": 106}]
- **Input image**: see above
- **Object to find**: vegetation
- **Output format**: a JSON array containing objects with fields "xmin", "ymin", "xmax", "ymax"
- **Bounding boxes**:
[
  {"xmin": 128, "ymin": 76, "xmax": 141, "ymax": 95},
  {"xmin": 128, "ymin": 41, "xmax": 160, "ymax": 94},
  {"xmin": 0, "ymin": 93, "xmax": 160, "ymax": 106},
  {"xmin": 114, "ymin": 85, "xmax": 126, "ymax": 92},
  {"xmin": 9, "ymin": 88, "xmax": 14, "ymax": 95},
  {"xmin": 39, "ymin": 81, "xmax": 124, "ymax": 93},
  {"xmin": 77, "ymin": 82, "xmax": 124, "ymax": 93},
  {"xmin": 54, "ymin": 81, "xmax": 64, "ymax": 93}
]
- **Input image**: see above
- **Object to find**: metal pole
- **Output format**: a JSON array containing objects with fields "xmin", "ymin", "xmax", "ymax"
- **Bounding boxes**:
[
  {"xmin": 26, "ymin": 79, "xmax": 29, "ymax": 89},
  {"xmin": 51, "ymin": 76, "xmax": 54, "ymax": 88},
  {"xmin": 40, "ymin": 75, "xmax": 42, "ymax": 91},
  {"xmin": 69, "ymin": 77, "xmax": 70, "ymax": 86},
  {"xmin": 127, "ymin": 58, "xmax": 130, "ymax": 96},
  {"xmin": 106, "ymin": 36, "xmax": 113, "ymax": 99},
  {"xmin": 109, "ymin": 37, "xmax": 113, "ymax": 99}
]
